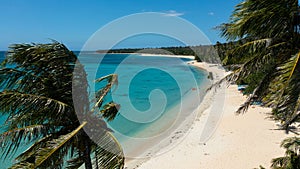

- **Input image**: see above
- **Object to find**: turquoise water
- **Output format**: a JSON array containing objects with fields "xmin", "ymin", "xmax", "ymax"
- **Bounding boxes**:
[
  {"xmin": 0, "ymin": 52, "xmax": 208, "ymax": 166},
  {"xmin": 76, "ymin": 53, "xmax": 207, "ymax": 138}
]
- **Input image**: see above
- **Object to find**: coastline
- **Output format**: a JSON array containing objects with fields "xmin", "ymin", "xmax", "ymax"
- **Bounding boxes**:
[
  {"xmin": 123, "ymin": 61, "xmax": 210, "ymax": 168},
  {"xmin": 124, "ymin": 61, "xmax": 225, "ymax": 169},
  {"xmin": 124, "ymin": 59, "xmax": 297, "ymax": 169},
  {"xmin": 97, "ymin": 52, "xmax": 196, "ymax": 59},
  {"xmin": 134, "ymin": 61, "xmax": 297, "ymax": 169}
]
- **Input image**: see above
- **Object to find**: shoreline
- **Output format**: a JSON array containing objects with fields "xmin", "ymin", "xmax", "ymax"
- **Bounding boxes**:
[
  {"xmin": 124, "ymin": 61, "xmax": 225, "ymax": 169},
  {"xmin": 124, "ymin": 61, "xmax": 211, "ymax": 168},
  {"xmin": 135, "ymin": 62, "xmax": 297, "ymax": 169}
]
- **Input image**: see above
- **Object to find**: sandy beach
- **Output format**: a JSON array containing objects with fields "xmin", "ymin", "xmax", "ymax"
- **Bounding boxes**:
[{"xmin": 125, "ymin": 61, "xmax": 297, "ymax": 169}]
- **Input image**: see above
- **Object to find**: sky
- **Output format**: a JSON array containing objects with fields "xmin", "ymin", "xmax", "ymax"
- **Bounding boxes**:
[{"xmin": 0, "ymin": 0, "xmax": 242, "ymax": 50}]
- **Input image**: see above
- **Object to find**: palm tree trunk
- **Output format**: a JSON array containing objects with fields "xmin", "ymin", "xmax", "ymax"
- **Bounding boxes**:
[{"xmin": 83, "ymin": 138, "xmax": 93, "ymax": 169}]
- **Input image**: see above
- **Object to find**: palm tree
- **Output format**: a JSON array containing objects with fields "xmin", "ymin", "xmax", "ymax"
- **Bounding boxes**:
[
  {"xmin": 216, "ymin": 0, "xmax": 300, "ymax": 167},
  {"xmin": 271, "ymin": 137, "xmax": 300, "ymax": 169},
  {"xmin": 0, "ymin": 42, "xmax": 124, "ymax": 168},
  {"xmin": 216, "ymin": 0, "xmax": 300, "ymax": 130}
]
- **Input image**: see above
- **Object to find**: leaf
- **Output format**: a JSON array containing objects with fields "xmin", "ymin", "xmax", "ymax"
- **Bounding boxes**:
[
  {"xmin": 93, "ymin": 74, "xmax": 118, "ymax": 109},
  {"xmin": 33, "ymin": 122, "xmax": 87, "ymax": 168},
  {"xmin": 9, "ymin": 122, "xmax": 87, "ymax": 169},
  {"xmin": 0, "ymin": 91, "xmax": 73, "ymax": 128},
  {"xmin": 0, "ymin": 125, "xmax": 52, "ymax": 159},
  {"xmin": 92, "ymin": 131, "xmax": 124, "ymax": 169}
]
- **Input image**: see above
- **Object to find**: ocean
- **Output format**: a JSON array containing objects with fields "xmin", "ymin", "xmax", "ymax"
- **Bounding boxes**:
[{"xmin": 0, "ymin": 51, "xmax": 209, "ymax": 166}]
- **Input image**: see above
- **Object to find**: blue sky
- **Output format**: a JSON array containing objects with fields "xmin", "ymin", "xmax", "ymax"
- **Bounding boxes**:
[{"xmin": 0, "ymin": 0, "xmax": 241, "ymax": 50}]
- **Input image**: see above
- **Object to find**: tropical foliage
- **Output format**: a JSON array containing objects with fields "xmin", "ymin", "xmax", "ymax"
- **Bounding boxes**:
[
  {"xmin": 217, "ymin": 0, "xmax": 300, "ymax": 168},
  {"xmin": 97, "ymin": 45, "xmax": 220, "ymax": 62},
  {"xmin": 271, "ymin": 137, "xmax": 300, "ymax": 169},
  {"xmin": 218, "ymin": 0, "xmax": 300, "ymax": 129},
  {"xmin": 0, "ymin": 42, "xmax": 124, "ymax": 168}
]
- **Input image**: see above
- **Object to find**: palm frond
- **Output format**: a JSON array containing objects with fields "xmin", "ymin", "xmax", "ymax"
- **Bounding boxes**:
[
  {"xmin": 33, "ymin": 122, "xmax": 86, "ymax": 168},
  {"xmin": 282, "ymin": 97, "xmax": 300, "ymax": 129},
  {"xmin": 236, "ymin": 73, "xmax": 269, "ymax": 114},
  {"xmin": 92, "ymin": 131, "xmax": 124, "ymax": 169},
  {"xmin": 264, "ymin": 52, "xmax": 300, "ymax": 127},
  {"xmin": 232, "ymin": 38, "xmax": 271, "ymax": 55},
  {"xmin": 1, "ymin": 41, "xmax": 125, "ymax": 168},
  {"xmin": 8, "ymin": 161, "xmax": 34, "ymax": 169},
  {"xmin": 93, "ymin": 74, "xmax": 118, "ymax": 110},
  {"xmin": 0, "ymin": 91, "xmax": 72, "ymax": 128},
  {"xmin": 6, "ymin": 43, "xmax": 77, "ymax": 67},
  {"xmin": 271, "ymin": 137, "xmax": 300, "ymax": 169},
  {"xmin": 0, "ymin": 125, "xmax": 52, "ymax": 159},
  {"xmin": 206, "ymin": 72, "xmax": 234, "ymax": 92},
  {"xmin": 10, "ymin": 122, "xmax": 87, "ymax": 169},
  {"xmin": 99, "ymin": 102, "xmax": 120, "ymax": 122},
  {"xmin": 268, "ymin": 53, "xmax": 300, "ymax": 106},
  {"xmin": 66, "ymin": 155, "xmax": 84, "ymax": 169},
  {"xmin": 281, "ymin": 137, "xmax": 300, "ymax": 155},
  {"xmin": 15, "ymin": 135, "xmax": 53, "ymax": 162},
  {"xmin": 271, "ymin": 156, "xmax": 290, "ymax": 169},
  {"xmin": 0, "ymin": 68, "xmax": 40, "ymax": 92},
  {"xmin": 219, "ymin": 0, "xmax": 297, "ymax": 40},
  {"xmin": 94, "ymin": 74, "xmax": 118, "ymax": 84},
  {"xmin": 221, "ymin": 38, "xmax": 271, "ymax": 65}
]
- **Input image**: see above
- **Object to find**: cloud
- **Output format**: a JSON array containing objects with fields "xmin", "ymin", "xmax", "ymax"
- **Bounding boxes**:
[
  {"xmin": 208, "ymin": 12, "xmax": 214, "ymax": 16},
  {"xmin": 163, "ymin": 10, "xmax": 184, "ymax": 17}
]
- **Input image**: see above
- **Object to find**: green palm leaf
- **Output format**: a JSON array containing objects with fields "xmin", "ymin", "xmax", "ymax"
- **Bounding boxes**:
[
  {"xmin": 271, "ymin": 137, "xmax": 300, "ymax": 169},
  {"xmin": 66, "ymin": 155, "xmax": 84, "ymax": 169},
  {"xmin": 0, "ymin": 42, "xmax": 124, "ymax": 169},
  {"xmin": 9, "ymin": 122, "xmax": 87, "ymax": 169},
  {"xmin": 99, "ymin": 102, "xmax": 120, "ymax": 121},
  {"xmin": 281, "ymin": 137, "xmax": 300, "ymax": 155},
  {"xmin": 264, "ymin": 52, "xmax": 300, "ymax": 127},
  {"xmin": 93, "ymin": 131, "xmax": 124, "ymax": 169},
  {"xmin": 94, "ymin": 74, "xmax": 118, "ymax": 109},
  {"xmin": 0, "ymin": 91, "xmax": 72, "ymax": 128},
  {"xmin": 0, "ymin": 125, "xmax": 52, "ymax": 159}
]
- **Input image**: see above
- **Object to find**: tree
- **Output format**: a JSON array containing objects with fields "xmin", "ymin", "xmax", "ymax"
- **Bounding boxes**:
[
  {"xmin": 0, "ymin": 42, "xmax": 124, "ymax": 168},
  {"xmin": 217, "ymin": 0, "xmax": 300, "ymax": 130},
  {"xmin": 216, "ymin": 0, "xmax": 300, "ymax": 167}
]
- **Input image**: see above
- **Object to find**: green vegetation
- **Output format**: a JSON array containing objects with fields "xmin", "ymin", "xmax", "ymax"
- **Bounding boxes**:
[
  {"xmin": 216, "ymin": 0, "xmax": 300, "ymax": 168},
  {"xmin": 0, "ymin": 42, "xmax": 124, "ymax": 168},
  {"xmin": 97, "ymin": 46, "xmax": 197, "ymax": 56},
  {"xmin": 218, "ymin": 0, "xmax": 300, "ymax": 129},
  {"xmin": 271, "ymin": 137, "xmax": 300, "ymax": 169},
  {"xmin": 97, "ymin": 45, "xmax": 220, "ymax": 63}
]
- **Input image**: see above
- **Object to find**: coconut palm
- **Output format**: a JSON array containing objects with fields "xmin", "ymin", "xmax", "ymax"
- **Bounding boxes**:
[
  {"xmin": 216, "ymin": 0, "xmax": 300, "ymax": 130},
  {"xmin": 0, "ymin": 42, "xmax": 124, "ymax": 168},
  {"xmin": 271, "ymin": 137, "xmax": 300, "ymax": 169},
  {"xmin": 216, "ymin": 0, "xmax": 300, "ymax": 167}
]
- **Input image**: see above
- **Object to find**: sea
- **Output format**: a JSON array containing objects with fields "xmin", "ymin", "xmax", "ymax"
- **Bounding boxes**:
[{"xmin": 0, "ymin": 51, "xmax": 209, "ymax": 166}]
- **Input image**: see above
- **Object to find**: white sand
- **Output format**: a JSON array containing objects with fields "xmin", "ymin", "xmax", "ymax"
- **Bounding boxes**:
[{"xmin": 127, "ymin": 62, "xmax": 297, "ymax": 169}]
